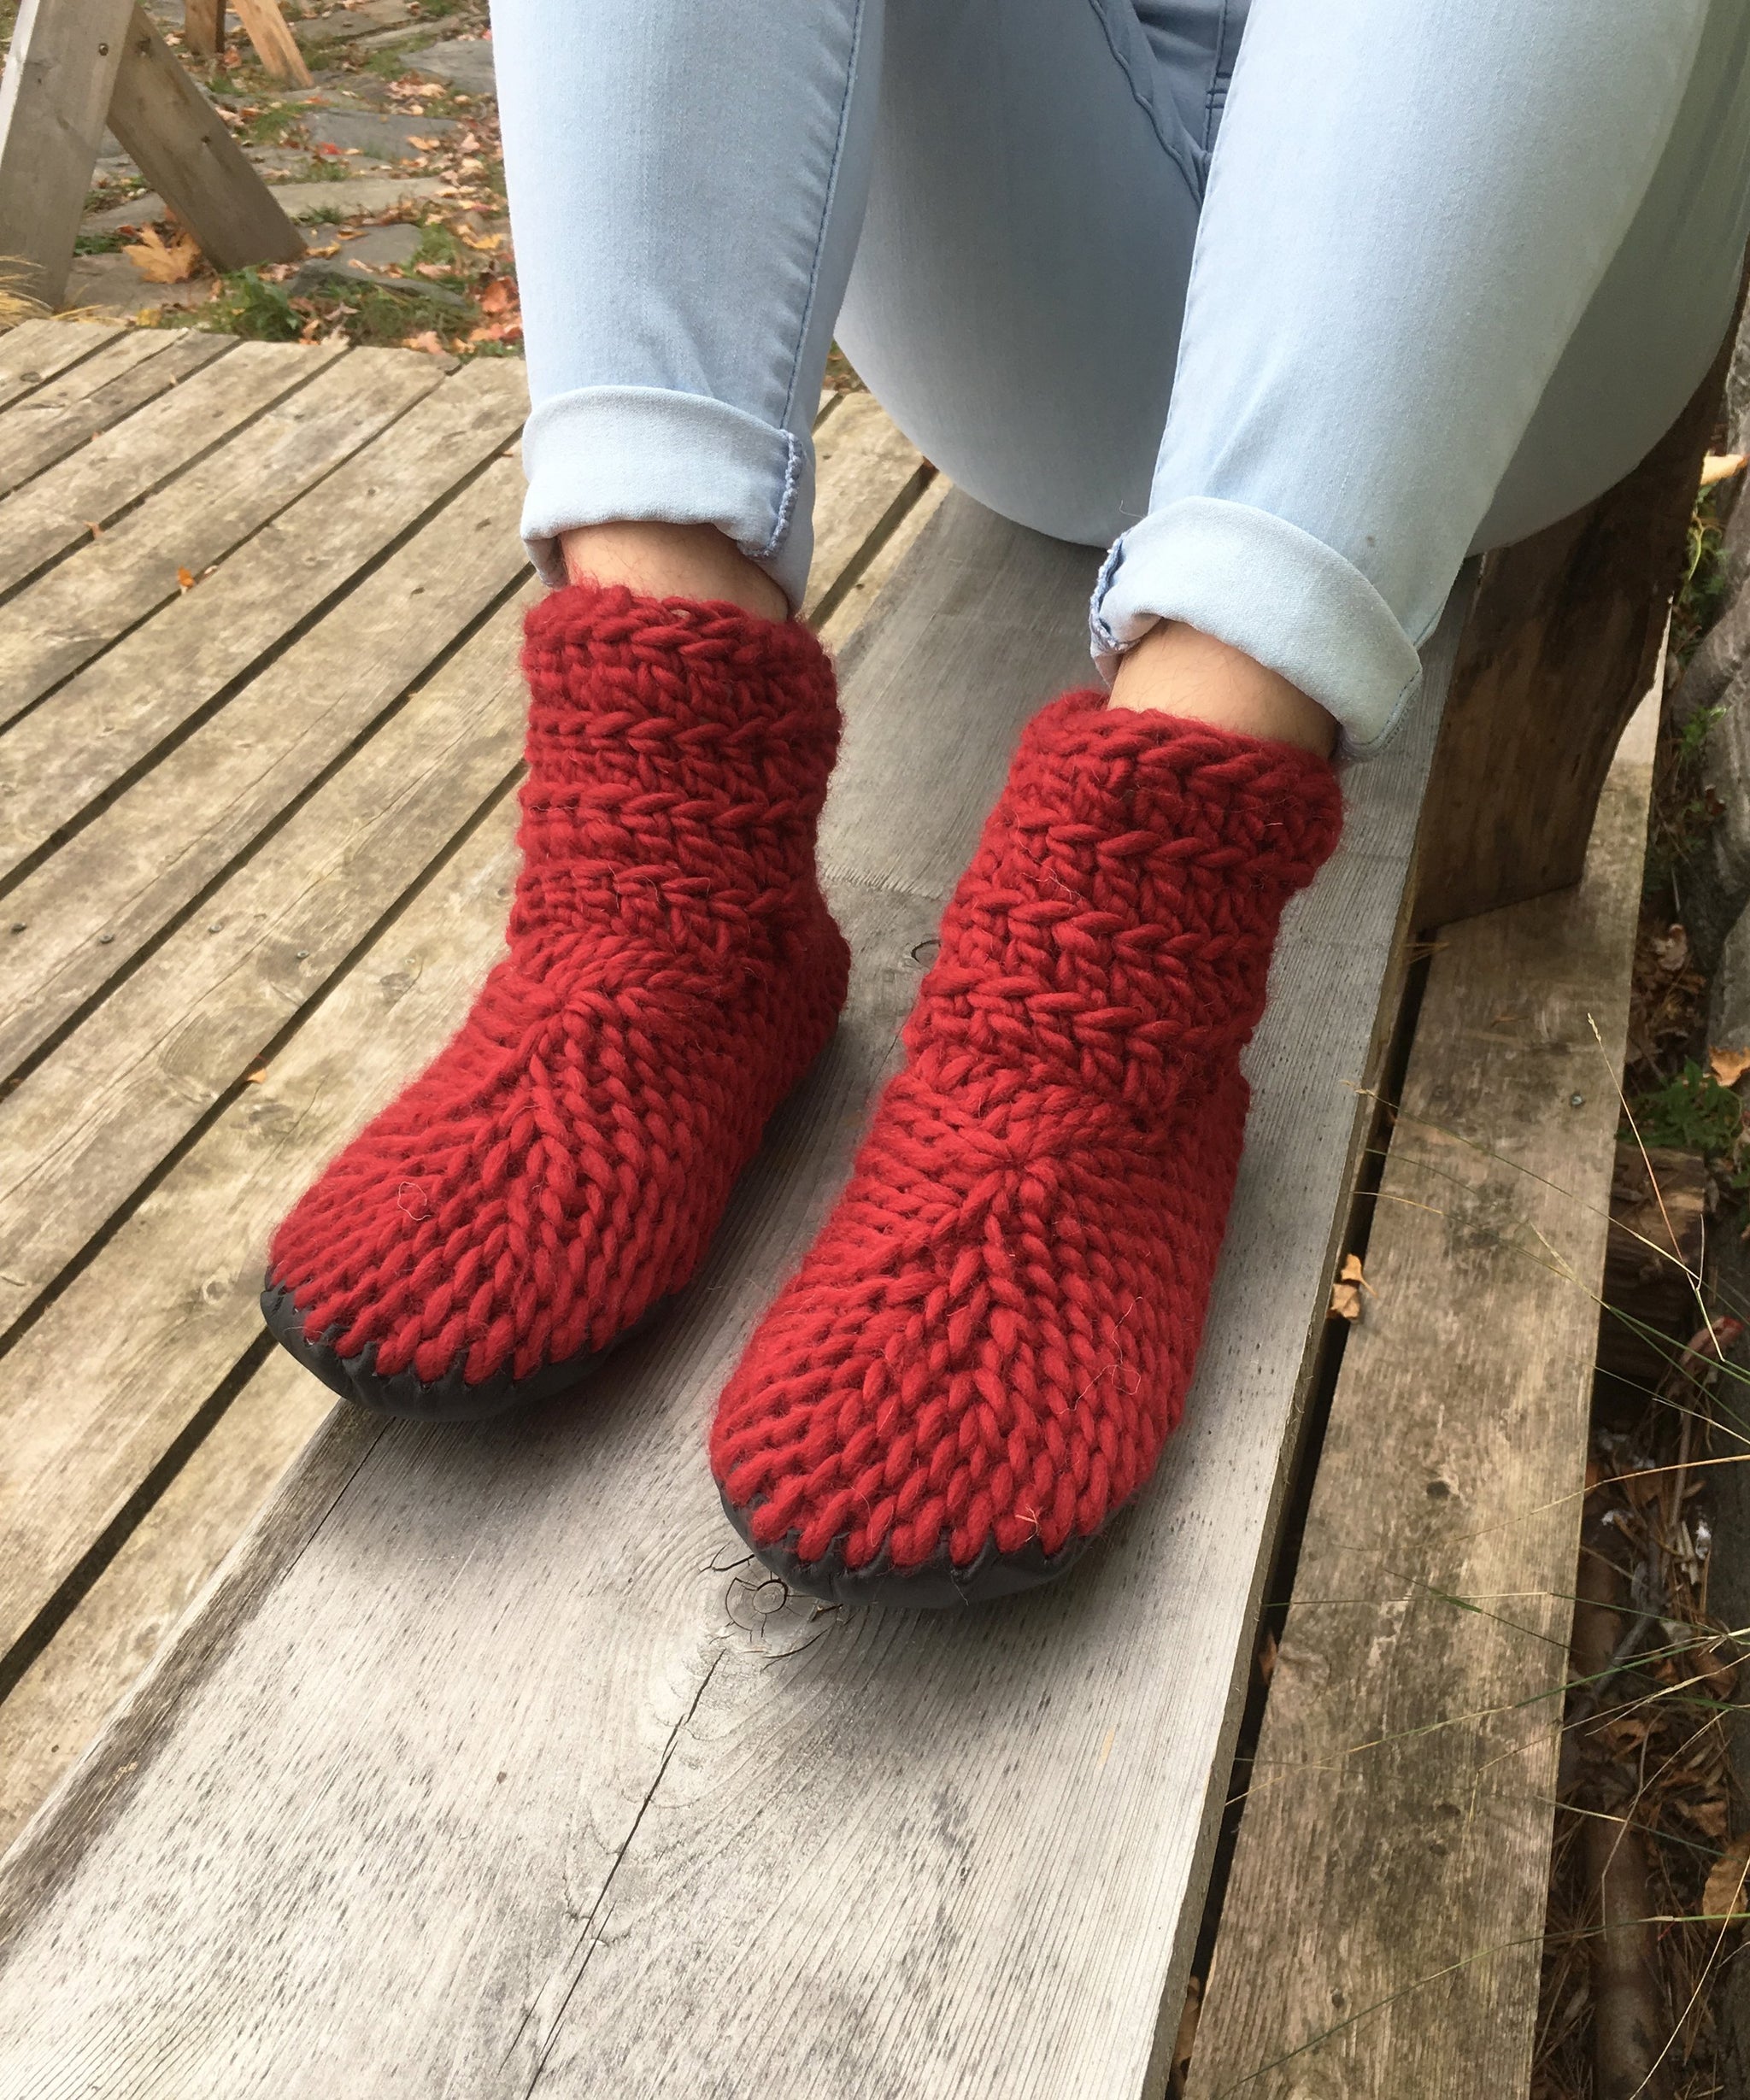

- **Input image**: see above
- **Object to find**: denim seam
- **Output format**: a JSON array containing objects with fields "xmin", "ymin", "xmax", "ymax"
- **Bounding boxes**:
[
  {"xmin": 1079, "ymin": 0, "xmax": 1205, "ymax": 197},
  {"xmin": 755, "ymin": 431, "xmax": 804, "ymax": 563},
  {"xmin": 776, "ymin": 0, "xmax": 867, "ymax": 449}
]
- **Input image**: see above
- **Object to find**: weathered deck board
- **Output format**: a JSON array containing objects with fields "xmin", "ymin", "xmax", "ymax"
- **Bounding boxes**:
[
  {"xmin": 0, "ymin": 355, "xmax": 524, "ymax": 886},
  {"xmin": 0, "ymin": 343, "xmax": 439, "ymax": 730},
  {"xmin": 0, "ymin": 338, "xmax": 344, "ymax": 604},
  {"xmin": 0, "ymin": 328, "xmax": 222, "ymax": 496},
  {"xmin": 0, "ymin": 491, "xmax": 1465, "ymax": 2100},
  {"xmin": 0, "ymin": 320, "xmax": 123, "ymax": 414},
  {"xmin": 804, "ymin": 388, "xmax": 933, "ymax": 626},
  {"xmin": 0, "ymin": 1350, "xmax": 332, "ymax": 1853},
  {"xmin": 1183, "ymin": 706, "xmax": 1655, "ymax": 2100},
  {"xmin": 0, "ymin": 560, "xmax": 538, "ymax": 1329},
  {"xmin": 0, "ymin": 448, "xmax": 528, "ymax": 1082}
]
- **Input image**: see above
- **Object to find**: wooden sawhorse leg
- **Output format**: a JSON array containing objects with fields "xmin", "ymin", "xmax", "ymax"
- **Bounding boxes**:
[{"xmin": 0, "ymin": 0, "xmax": 304, "ymax": 313}]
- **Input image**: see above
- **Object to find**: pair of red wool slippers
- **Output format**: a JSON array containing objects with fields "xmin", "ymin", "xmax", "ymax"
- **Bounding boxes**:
[{"xmin": 261, "ymin": 582, "xmax": 1343, "ymax": 1606}]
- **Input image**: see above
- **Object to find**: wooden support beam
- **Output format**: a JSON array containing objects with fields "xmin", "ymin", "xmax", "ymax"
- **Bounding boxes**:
[
  {"xmin": 232, "ymin": 0, "xmax": 312, "ymax": 89},
  {"xmin": 106, "ymin": 4, "xmax": 304, "ymax": 274},
  {"xmin": 1185, "ymin": 705, "xmax": 1657, "ymax": 2100},
  {"xmin": 1413, "ymin": 302, "xmax": 1736, "ymax": 929},
  {"xmin": 0, "ymin": 0, "xmax": 135, "ymax": 310},
  {"xmin": 182, "ymin": 0, "xmax": 226, "ymax": 62}
]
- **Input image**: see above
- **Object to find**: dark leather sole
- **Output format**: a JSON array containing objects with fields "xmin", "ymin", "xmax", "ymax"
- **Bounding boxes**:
[
  {"xmin": 260, "ymin": 1274, "xmax": 656, "ymax": 1422},
  {"xmin": 717, "ymin": 1485, "xmax": 1100, "ymax": 1609}
]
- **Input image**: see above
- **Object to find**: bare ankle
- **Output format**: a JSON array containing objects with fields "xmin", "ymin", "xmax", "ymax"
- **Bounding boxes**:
[
  {"xmin": 1107, "ymin": 620, "xmax": 1336, "ymax": 757},
  {"xmin": 559, "ymin": 519, "xmax": 790, "ymax": 624}
]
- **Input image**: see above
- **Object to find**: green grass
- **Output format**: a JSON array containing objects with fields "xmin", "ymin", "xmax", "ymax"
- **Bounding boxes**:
[
  {"xmin": 1631, "ymin": 1059, "xmax": 1747, "ymax": 1179},
  {"xmin": 237, "ymin": 101, "xmax": 309, "ymax": 148},
  {"xmin": 363, "ymin": 37, "xmax": 438, "ymax": 75},
  {"xmin": 73, "ymin": 229, "xmax": 130, "ymax": 257},
  {"xmin": 194, "ymin": 269, "xmax": 303, "ymax": 343}
]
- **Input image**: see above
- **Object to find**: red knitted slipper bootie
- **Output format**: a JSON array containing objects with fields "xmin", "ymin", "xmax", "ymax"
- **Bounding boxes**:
[
  {"xmin": 262, "ymin": 582, "xmax": 849, "ymax": 1419},
  {"xmin": 711, "ymin": 693, "xmax": 1343, "ymax": 1605}
]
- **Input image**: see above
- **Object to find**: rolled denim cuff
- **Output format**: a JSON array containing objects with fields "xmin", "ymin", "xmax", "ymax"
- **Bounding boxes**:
[
  {"xmin": 519, "ymin": 384, "xmax": 815, "ymax": 611},
  {"xmin": 1088, "ymin": 496, "xmax": 1425, "ymax": 759}
]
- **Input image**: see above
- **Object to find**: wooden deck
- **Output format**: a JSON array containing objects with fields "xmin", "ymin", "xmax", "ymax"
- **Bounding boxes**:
[{"xmin": 0, "ymin": 316, "xmax": 1656, "ymax": 2097}]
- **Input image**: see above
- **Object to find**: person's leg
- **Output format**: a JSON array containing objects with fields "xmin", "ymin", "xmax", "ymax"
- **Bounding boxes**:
[
  {"xmin": 263, "ymin": 0, "xmax": 898, "ymax": 1411},
  {"xmin": 1095, "ymin": 0, "xmax": 1750, "ymax": 758},
  {"xmin": 712, "ymin": 2, "xmax": 1750, "ymax": 1604},
  {"xmin": 491, "ymin": 0, "xmax": 884, "ymax": 618}
]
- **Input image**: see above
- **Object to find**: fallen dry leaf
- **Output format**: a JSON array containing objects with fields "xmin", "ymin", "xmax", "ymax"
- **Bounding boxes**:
[
  {"xmin": 1701, "ymin": 451, "xmax": 1747, "ymax": 487},
  {"xmin": 244, "ymin": 1065, "xmax": 268, "ymax": 1085},
  {"xmin": 1710, "ymin": 1045, "xmax": 1750, "ymax": 1088},
  {"xmin": 457, "ymin": 226, "xmax": 503, "ymax": 252},
  {"xmin": 1682, "ymin": 1798, "xmax": 1731, "ymax": 1840},
  {"xmin": 1703, "ymin": 1833, "xmax": 1750, "ymax": 1921},
  {"xmin": 1256, "ymin": 1628, "xmax": 1278, "ymax": 1686},
  {"xmin": 124, "ymin": 226, "xmax": 201, "ymax": 284},
  {"xmin": 402, "ymin": 330, "xmax": 448, "ymax": 355},
  {"xmin": 176, "ymin": 566, "xmax": 197, "ymax": 591},
  {"xmin": 479, "ymin": 276, "xmax": 514, "ymax": 315},
  {"xmin": 1327, "ymin": 1251, "xmax": 1370, "ymax": 1323}
]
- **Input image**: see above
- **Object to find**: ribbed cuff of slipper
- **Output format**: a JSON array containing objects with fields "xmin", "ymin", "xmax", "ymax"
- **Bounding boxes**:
[
  {"xmin": 1088, "ymin": 496, "xmax": 1425, "ymax": 758},
  {"xmin": 520, "ymin": 385, "xmax": 815, "ymax": 612}
]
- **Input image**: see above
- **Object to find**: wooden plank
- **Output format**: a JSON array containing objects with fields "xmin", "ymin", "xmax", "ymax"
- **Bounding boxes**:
[
  {"xmin": 182, "ymin": 0, "xmax": 226, "ymax": 61},
  {"xmin": 0, "ymin": 784, "xmax": 524, "ymax": 1675},
  {"xmin": 802, "ymin": 387, "xmax": 931, "ymax": 626},
  {"xmin": 1183, "ymin": 708, "xmax": 1656, "ymax": 2099},
  {"xmin": 0, "ymin": 541, "xmax": 537, "ymax": 1334},
  {"xmin": 816, "ymin": 472, "xmax": 951, "ymax": 654},
  {"xmin": 0, "ymin": 320, "xmax": 131, "ymax": 420},
  {"xmin": 106, "ymin": 4, "xmax": 306, "ymax": 273},
  {"xmin": 0, "ymin": 337, "xmax": 342, "ymax": 606},
  {"xmin": 232, "ymin": 0, "xmax": 313, "ymax": 85},
  {"xmin": 0, "ymin": 342, "xmax": 427, "ymax": 733},
  {"xmin": 0, "ymin": 320, "xmax": 124, "ymax": 408},
  {"xmin": 0, "ymin": 499, "xmax": 1465, "ymax": 2100},
  {"xmin": 0, "ymin": 0, "xmax": 134, "ymax": 308},
  {"xmin": 0, "ymin": 327, "xmax": 227, "ymax": 501},
  {"xmin": 0, "ymin": 351, "xmax": 513, "ymax": 886},
  {"xmin": 0, "ymin": 1351, "xmax": 334, "ymax": 1854}
]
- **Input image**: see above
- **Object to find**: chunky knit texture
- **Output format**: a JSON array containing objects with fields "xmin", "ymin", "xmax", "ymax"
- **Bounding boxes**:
[
  {"xmin": 712, "ymin": 694, "xmax": 1343, "ymax": 1593},
  {"xmin": 266, "ymin": 582, "xmax": 848, "ymax": 1403}
]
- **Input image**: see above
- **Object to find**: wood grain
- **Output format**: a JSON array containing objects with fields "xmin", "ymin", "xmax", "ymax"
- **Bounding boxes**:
[
  {"xmin": 0, "ymin": 0, "xmax": 133, "ymax": 308},
  {"xmin": 0, "ymin": 321, "xmax": 123, "ymax": 415},
  {"xmin": 0, "ymin": 354, "xmax": 520, "ymax": 888},
  {"xmin": 0, "ymin": 1350, "xmax": 332, "ymax": 1852},
  {"xmin": 0, "ymin": 337, "xmax": 340, "ymax": 607},
  {"xmin": 0, "ymin": 499, "xmax": 1462, "ymax": 2100},
  {"xmin": 1184, "ymin": 716, "xmax": 1654, "ymax": 2100},
  {"xmin": 803, "ymin": 388, "xmax": 932, "ymax": 628},
  {"xmin": 0, "ymin": 554, "xmax": 538, "ymax": 1329},
  {"xmin": 0, "ymin": 328, "xmax": 220, "ymax": 498},
  {"xmin": 107, "ymin": 4, "xmax": 306, "ymax": 271},
  {"xmin": 0, "ymin": 343, "xmax": 426, "ymax": 736},
  {"xmin": 231, "ymin": 0, "xmax": 313, "ymax": 85}
]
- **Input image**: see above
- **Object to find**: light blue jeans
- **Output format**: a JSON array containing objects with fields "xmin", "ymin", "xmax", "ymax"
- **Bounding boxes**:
[{"xmin": 492, "ymin": 0, "xmax": 1750, "ymax": 756}]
